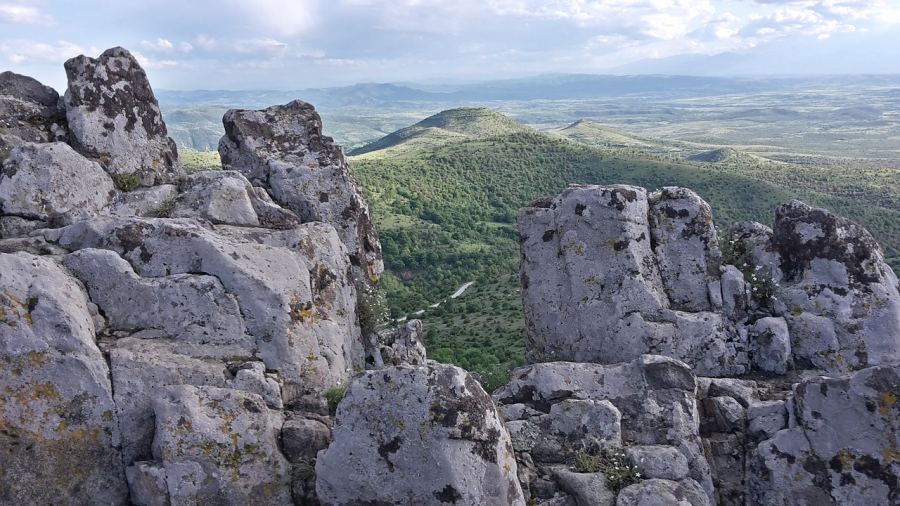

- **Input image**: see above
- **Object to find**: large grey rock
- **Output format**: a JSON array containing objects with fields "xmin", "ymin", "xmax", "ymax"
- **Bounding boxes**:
[
  {"xmin": 518, "ymin": 185, "xmax": 747, "ymax": 376},
  {"xmin": 0, "ymin": 252, "xmax": 128, "ymax": 504},
  {"xmin": 219, "ymin": 100, "xmax": 382, "ymax": 284},
  {"xmin": 747, "ymin": 364, "xmax": 900, "ymax": 505},
  {"xmin": 316, "ymin": 363, "xmax": 525, "ymax": 505},
  {"xmin": 616, "ymin": 478, "xmax": 710, "ymax": 506},
  {"xmin": 0, "ymin": 71, "xmax": 67, "ymax": 145},
  {"xmin": 648, "ymin": 187, "xmax": 722, "ymax": 312},
  {"xmin": 494, "ymin": 356, "xmax": 715, "ymax": 502},
  {"xmin": 378, "ymin": 318, "xmax": 428, "ymax": 367},
  {"xmin": 549, "ymin": 467, "xmax": 616, "ymax": 506},
  {"xmin": 171, "ymin": 170, "xmax": 300, "ymax": 228},
  {"xmin": 150, "ymin": 385, "xmax": 292, "ymax": 505},
  {"xmin": 63, "ymin": 248, "xmax": 249, "ymax": 348},
  {"xmin": 47, "ymin": 216, "xmax": 364, "ymax": 404},
  {"xmin": 64, "ymin": 47, "xmax": 180, "ymax": 186},
  {"xmin": 107, "ymin": 338, "xmax": 228, "ymax": 465},
  {"xmin": 0, "ymin": 142, "xmax": 115, "ymax": 222},
  {"xmin": 626, "ymin": 446, "xmax": 690, "ymax": 481},
  {"xmin": 507, "ymin": 399, "xmax": 622, "ymax": 463},
  {"xmin": 105, "ymin": 184, "xmax": 178, "ymax": 218},
  {"xmin": 748, "ymin": 316, "xmax": 791, "ymax": 374},
  {"xmin": 773, "ymin": 200, "xmax": 900, "ymax": 372}
]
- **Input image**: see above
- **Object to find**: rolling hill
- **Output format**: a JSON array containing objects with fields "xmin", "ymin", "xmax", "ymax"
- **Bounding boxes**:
[
  {"xmin": 347, "ymin": 107, "xmax": 900, "ymax": 388},
  {"xmin": 349, "ymin": 107, "xmax": 530, "ymax": 156}
]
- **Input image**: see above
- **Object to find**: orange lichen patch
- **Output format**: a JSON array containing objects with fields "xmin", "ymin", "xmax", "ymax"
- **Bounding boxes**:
[
  {"xmin": 835, "ymin": 449, "xmax": 855, "ymax": 470},
  {"xmin": 879, "ymin": 392, "xmax": 897, "ymax": 416},
  {"xmin": 29, "ymin": 382, "xmax": 62, "ymax": 402},
  {"xmin": 26, "ymin": 351, "xmax": 49, "ymax": 366},
  {"xmin": 289, "ymin": 294, "xmax": 318, "ymax": 323}
]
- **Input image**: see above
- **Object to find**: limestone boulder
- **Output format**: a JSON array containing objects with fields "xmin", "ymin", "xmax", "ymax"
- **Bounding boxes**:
[
  {"xmin": 219, "ymin": 100, "xmax": 382, "ymax": 283},
  {"xmin": 64, "ymin": 47, "xmax": 180, "ymax": 186},
  {"xmin": 316, "ymin": 363, "xmax": 525, "ymax": 505},
  {"xmin": 0, "ymin": 142, "xmax": 115, "ymax": 223},
  {"xmin": 649, "ymin": 187, "xmax": 722, "ymax": 312},
  {"xmin": 0, "ymin": 71, "xmax": 67, "ymax": 145},
  {"xmin": 0, "ymin": 252, "xmax": 128, "ymax": 504},
  {"xmin": 171, "ymin": 170, "xmax": 300, "ymax": 228},
  {"xmin": 149, "ymin": 385, "xmax": 292, "ymax": 505},
  {"xmin": 47, "ymin": 217, "xmax": 364, "ymax": 404},
  {"xmin": 747, "ymin": 364, "xmax": 900, "ymax": 505},
  {"xmin": 773, "ymin": 200, "xmax": 900, "ymax": 371},
  {"xmin": 518, "ymin": 184, "xmax": 746, "ymax": 376}
]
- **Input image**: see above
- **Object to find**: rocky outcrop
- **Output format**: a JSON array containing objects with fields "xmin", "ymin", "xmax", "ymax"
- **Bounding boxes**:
[
  {"xmin": 0, "ymin": 142, "xmax": 115, "ymax": 225},
  {"xmin": 0, "ymin": 71, "xmax": 67, "ymax": 150},
  {"xmin": 519, "ymin": 185, "xmax": 746, "ymax": 376},
  {"xmin": 772, "ymin": 200, "xmax": 900, "ymax": 372},
  {"xmin": 0, "ymin": 252, "xmax": 128, "ymax": 504},
  {"xmin": 64, "ymin": 47, "xmax": 180, "ymax": 186},
  {"xmin": 494, "ymin": 356, "xmax": 714, "ymax": 504},
  {"xmin": 512, "ymin": 184, "xmax": 899, "ymax": 505},
  {"xmin": 316, "ymin": 363, "xmax": 525, "ymax": 505},
  {"xmin": 747, "ymin": 365, "xmax": 900, "ymax": 505},
  {"xmin": 219, "ymin": 100, "xmax": 383, "ymax": 284},
  {"xmin": 0, "ymin": 46, "xmax": 384, "ymax": 506}
]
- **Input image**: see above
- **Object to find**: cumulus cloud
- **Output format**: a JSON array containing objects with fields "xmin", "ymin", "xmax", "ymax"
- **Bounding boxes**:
[
  {"xmin": 141, "ymin": 38, "xmax": 175, "ymax": 51},
  {"xmin": 0, "ymin": 3, "xmax": 52, "ymax": 25},
  {"xmin": 0, "ymin": 39, "xmax": 82, "ymax": 64},
  {"xmin": 233, "ymin": 38, "xmax": 290, "ymax": 58}
]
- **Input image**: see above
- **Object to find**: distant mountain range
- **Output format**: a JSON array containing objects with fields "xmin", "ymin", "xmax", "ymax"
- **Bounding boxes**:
[{"xmin": 157, "ymin": 73, "xmax": 900, "ymax": 111}]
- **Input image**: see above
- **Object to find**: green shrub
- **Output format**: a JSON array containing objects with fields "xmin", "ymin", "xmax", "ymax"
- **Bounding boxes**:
[
  {"xmin": 112, "ymin": 172, "xmax": 141, "ymax": 192},
  {"xmin": 719, "ymin": 228, "xmax": 778, "ymax": 302},
  {"xmin": 357, "ymin": 282, "xmax": 390, "ymax": 337},
  {"xmin": 325, "ymin": 385, "xmax": 347, "ymax": 416},
  {"xmin": 571, "ymin": 442, "xmax": 640, "ymax": 492}
]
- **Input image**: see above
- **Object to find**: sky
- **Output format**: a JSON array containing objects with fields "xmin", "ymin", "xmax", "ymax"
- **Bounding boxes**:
[{"xmin": 1, "ymin": 0, "xmax": 899, "ymax": 90}]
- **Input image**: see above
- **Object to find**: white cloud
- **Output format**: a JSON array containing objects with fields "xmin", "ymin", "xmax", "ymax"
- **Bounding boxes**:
[
  {"xmin": 140, "ymin": 38, "xmax": 174, "ymax": 51},
  {"xmin": 233, "ymin": 38, "xmax": 289, "ymax": 58},
  {"xmin": 0, "ymin": 3, "xmax": 52, "ymax": 24},
  {"xmin": 179, "ymin": 41, "xmax": 194, "ymax": 53},
  {"xmin": 132, "ymin": 51, "xmax": 179, "ymax": 69},
  {"xmin": 194, "ymin": 34, "xmax": 217, "ymax": 51},
  {"xmin": 0, "ymin": 39, "xmax": 83, "ymax": 64},
  {"xmin": 223, "ymin": 0, "xmax": 315, "ymax": 36}
]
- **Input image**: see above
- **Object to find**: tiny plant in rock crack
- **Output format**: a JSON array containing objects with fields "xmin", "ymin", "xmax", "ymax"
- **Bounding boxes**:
[
  {"xmin": 325, "ymin": 385, "xmax": 347, "ymax": 416},
  {"xmin": 719, "ymin": 228, "xmax": 778, "ymax": 302},
  {"xmin": 357, "ymin": 282, "xmax": 390, "ymax": 338},
  {"xmin": 571, "ymin": 439, "xmax": 640, "ymax": 492},
  {"xmin": 111, "ymin": 172, "xmax": 141, "ymax": 192}
]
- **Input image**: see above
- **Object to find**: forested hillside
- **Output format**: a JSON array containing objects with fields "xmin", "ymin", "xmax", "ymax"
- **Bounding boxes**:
[{"xmin": 349, "ymin": 110, "xmax": 900, "ymax": 386}]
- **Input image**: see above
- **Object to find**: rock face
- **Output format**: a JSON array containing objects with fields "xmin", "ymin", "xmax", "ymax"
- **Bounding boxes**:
[
  {"xmin": 1, "ymin": 46, "xmax": 388, "ymax": 506},
  {"xmin": 219, "ymin": 100, "xmax": 383, "ymax": 284},
  {"xmin": 512, "ymin": 184, "xmax": 899, "ymax": 505},
  {"xmin": 0, "ymin": 142, "xmax": 115, "ymax": 223},
  {"xmin": 316, "ymin": 363, "xmax": 525, "ymax": 505},
  {"xmin": 147, "ymin": 385, "xmax": 293, "ymax": 504},
  {"xmin": 64, "ymin": 47, "xmax": 180, "ymax": 186},
  {"xmin": 0, "ymin": 252, "xmax": 128, "ymax": 504},
  {"xmin": 772, "ymin": 200, "xmax": 900, "ymax": 372},
  {"xmin": 494, "ymin": 356, "xmax": 714, "ymax": 504},
  {"xmin": 747, "ymin": 365, "xmax": 900, "ymax": 505},
  {"xmin": 518, "ymin": 185, "xmax": 746, "ymax": 376},
  {"xmin": 0, "ymin": 71, "xmax": 67, "ymax": 148}
]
